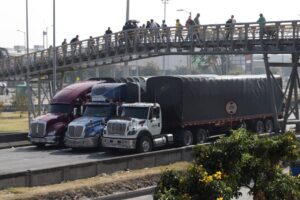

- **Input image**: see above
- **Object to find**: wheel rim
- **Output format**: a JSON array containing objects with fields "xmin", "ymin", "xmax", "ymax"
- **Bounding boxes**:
[
  {"xmin": 197, "ymin": 129, "xmax": 206, "ymax": 143},
  {"xmin": 265, "ymin": 120, "xmax": 273, "ymax": 133},
  {"xmin": 185, "ymin": 133, "xmax": 193, "ymax": 145},
  {"xmin": 142, "ymin": 140, "xmax": 150, "ymax": 152},
  {"xmin": 256, "ymin": 121, "xmax": 264, "ymax": 133}
]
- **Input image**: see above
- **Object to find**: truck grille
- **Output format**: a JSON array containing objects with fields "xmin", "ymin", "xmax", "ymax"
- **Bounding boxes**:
[
  {"xmin": 107, "ymin": 123, "xmax": 127, "ymax": 135},
  {"xmin": 68, "ymin": 126, "xmax": 84, "ymax": 138},
  {"xmin": 30, "ymin": 122, "xmax": 46, "ymax": 137}
]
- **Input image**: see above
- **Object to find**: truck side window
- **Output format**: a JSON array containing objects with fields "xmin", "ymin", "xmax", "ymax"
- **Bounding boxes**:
[{"xmin": 153, "ymin": 107, "xmax": 160, "ymax": 119}]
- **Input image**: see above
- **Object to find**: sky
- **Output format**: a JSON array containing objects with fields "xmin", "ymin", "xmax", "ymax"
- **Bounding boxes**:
[{"xmin": 0, "ymin": 0, "xmax": 299, "ymax": 48}]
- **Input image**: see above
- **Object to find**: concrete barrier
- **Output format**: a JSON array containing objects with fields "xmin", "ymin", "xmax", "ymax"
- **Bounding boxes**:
[
  {"xmin": 0, "ymin": 146, "xmax": 195, "ymax": 189},
  {"xmin": 0, "ymin": 133, "xmax": 27, "ymax": 143}
]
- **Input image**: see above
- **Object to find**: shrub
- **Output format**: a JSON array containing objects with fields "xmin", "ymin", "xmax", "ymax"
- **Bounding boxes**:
[{"xmin": 155, "ymin": 129, "xmax": 300, "ymax": 200}]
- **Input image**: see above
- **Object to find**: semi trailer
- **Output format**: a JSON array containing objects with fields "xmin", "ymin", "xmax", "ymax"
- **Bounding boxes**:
[{"xmin": 102, "ymin": 75, "xmax": 283, "ymax": 153}]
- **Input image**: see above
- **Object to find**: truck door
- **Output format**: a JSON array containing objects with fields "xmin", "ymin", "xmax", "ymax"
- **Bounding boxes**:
[{"xmin": 148, "ymin": 106, "xmax": 162, "ymax": 136}]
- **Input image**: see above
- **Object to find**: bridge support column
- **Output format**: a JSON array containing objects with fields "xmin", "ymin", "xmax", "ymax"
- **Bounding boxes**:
[
  {"xmin": 38, "ymin": 75, "xmax": 41, "ymax": 116},
  {"xmin": 263, "ymin": 54, "xmax": 280, "ymax": 133},
  {"xmin": 282, "ymin": 54, "xmax": 300, "ymax": 132}
]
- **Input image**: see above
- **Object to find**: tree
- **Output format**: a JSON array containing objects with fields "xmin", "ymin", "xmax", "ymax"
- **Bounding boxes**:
[
  {"xmin": 139, "ymin": 61, "xmax": 160, "ymax": 76},
  {"xmin": 11, "ymin": 94, "xmax": 28, "ymax": 117},
  {"xmin": 154, "ymin": 129, "xmax": 300, "ymax": 200},
  {"xmin": 192, "ymin": 54, "xmax": 232, "ymax": 75}
]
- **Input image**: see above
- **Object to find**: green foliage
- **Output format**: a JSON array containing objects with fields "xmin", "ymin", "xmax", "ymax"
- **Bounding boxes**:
[{"xmin": 155, "ymin": 129, "xmax": 300, "ymax": 200}]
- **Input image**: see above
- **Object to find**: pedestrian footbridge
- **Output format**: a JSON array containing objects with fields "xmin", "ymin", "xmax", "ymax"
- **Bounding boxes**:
[{"xmin": 0, "ymin": 20, "xmax": 300, "ymax": 80}]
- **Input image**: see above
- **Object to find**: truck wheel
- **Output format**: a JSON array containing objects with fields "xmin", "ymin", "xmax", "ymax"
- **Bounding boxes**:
[
  {"xmin": 97, "ymin": 137, "xmax": 103, "ymax": 152},
  {"xmin": 176, "ymin": 130, "xmax": 193, "ymax": 146},
  {"xmin": 265, "ymin": 119, "xmax": 274, "ymax": 133},
  {"xmin": 255, "ymin": 120, "xmax": 264, "ymax": 134},
  {"xmin": 194, "ymin": 128, "xmax": 207, "ymax": 144},
  {"xmin": 137, "ymin": 135, "xmax": 153, "ymax": 153}
]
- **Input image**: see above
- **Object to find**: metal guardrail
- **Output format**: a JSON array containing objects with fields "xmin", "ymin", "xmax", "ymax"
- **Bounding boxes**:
[{"xmin": 0, "ymin": 20, "xmax": 300, "ymax": 80}]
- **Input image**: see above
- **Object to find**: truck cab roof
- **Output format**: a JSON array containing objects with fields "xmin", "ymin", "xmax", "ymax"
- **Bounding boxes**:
[{"xmin": 51, "ymin": 81, "xmax": 101, "ymax": 104}]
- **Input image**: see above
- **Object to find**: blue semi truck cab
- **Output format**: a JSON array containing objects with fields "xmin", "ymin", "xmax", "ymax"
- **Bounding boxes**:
[{"xmin": 64, "ymin": 82, "xmax": 142, "ymax": 149}]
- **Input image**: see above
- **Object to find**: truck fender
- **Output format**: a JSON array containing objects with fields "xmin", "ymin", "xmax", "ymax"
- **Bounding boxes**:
[{"xmin": 137, "ymin": 130, "xmax": 153, "ymax": 140}]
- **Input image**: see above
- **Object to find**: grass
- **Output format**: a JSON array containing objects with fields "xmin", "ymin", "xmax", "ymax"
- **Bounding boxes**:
[
  {"xmin": 0, "ymin": 112, "xmax": 28, "ymax": 132},
  {"xmin": 0, "ymin": 162, "xmax": 189, "ymax": 200}
]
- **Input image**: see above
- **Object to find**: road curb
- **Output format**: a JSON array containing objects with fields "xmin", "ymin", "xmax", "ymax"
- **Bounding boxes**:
[{"xmin": 95, "ymin": 186, "xmax": 156, "ymax": 200}]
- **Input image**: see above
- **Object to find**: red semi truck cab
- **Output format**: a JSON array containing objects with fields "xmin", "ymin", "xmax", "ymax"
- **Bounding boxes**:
[{"xmin": 28, "ymin": 80, "xmax": 101, "ymax": 147}]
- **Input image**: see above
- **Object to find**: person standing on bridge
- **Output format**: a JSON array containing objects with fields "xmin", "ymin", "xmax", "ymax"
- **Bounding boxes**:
[
  {"xmin": 225, "ymin": 15, "xmax": 236, "ymax": 40},
  {"xmin": 175, "ymin": 19, "xmax": 184, "ymax": 42},
  {"xmin": 194, "ymin": 13, "xmax": 201, "ymax": 41},
  {"xmin": 88, "ymin": 36, "xmax": 95, "ymax": 54},
  {"xmin": 185, "ymin": 16, "xmax": 196, "ymax": 42},
  {"xmin": 61, "ymin": 39, "xmax": 67, "ymax": 57},
  {"xmin": 105, "ymin": 27, "xmax": 113, "ymax": 48},
  {"xmin": 257, "ymin": 13, "xmax": 266, "ymax": 40},
  {"xmin": 161, "ymin": 20, "xmax": 168, "ymax": 43},
  {"xmin": 70, "ymin": 35, "xmax": 79, "ymax": 55}
]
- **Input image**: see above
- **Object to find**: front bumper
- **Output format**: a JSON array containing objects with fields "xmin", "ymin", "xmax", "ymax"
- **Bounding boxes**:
[
  {"xmin": 64, "ymin": 136, "xmax": 99, "ymax": 148},
  {"xmin": 28, "ymin": 135, "xmax": 60, "ymax": 145},
  {"xmin": 102, "ymin": 137, "xmax": 136, "ymax": 149}
]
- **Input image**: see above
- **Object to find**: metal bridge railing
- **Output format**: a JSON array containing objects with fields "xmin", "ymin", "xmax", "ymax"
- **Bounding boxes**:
[{"xmin": 0, "ymin": 20, "xmax": 300, "ymax": 79}]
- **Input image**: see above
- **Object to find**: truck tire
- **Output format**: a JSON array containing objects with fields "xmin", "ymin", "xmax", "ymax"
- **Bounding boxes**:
[
  {"xmin": 265, "ymin": 119, "xmax": 274, "ymax": 133},
  {"xmin": 137, "ymin": 135, "xmax": 153, "ymax": 153},
  {"xmin": 194, "ymin": 128, "xmax": 207, "ymax": 144},
  {"xmin": 176, "ymin": 130, "xmax": 193, "ymax": 146},
  {"xmin": 255, "ymin": 120, "xmax": 264, "ymax": 134}
]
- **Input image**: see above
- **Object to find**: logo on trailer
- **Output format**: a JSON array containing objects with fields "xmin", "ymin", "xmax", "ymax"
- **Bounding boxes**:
[{"xmin": 225, "ymin": 100, "xmax": 238, "ymax": 115}]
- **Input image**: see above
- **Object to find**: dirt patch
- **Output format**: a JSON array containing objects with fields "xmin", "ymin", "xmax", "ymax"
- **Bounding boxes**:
[{"xmin": 0, "ymin": 162, "xmax": 189, "ymax": 200}]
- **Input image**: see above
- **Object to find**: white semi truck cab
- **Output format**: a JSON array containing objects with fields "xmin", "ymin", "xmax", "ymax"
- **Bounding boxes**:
[{"xmin": 102, "ymin": 103, "xmax": 174, "ymax": 152}]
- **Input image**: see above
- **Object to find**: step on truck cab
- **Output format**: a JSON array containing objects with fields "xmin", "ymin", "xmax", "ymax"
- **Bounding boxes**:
[
  {"xmin": 28, "ymin": 80, "xmax": 103, "ymax": 147},
  {"xmin": 64, "ymin": 80, "xmax": 145, "ymax": 149},
  {"xmin": 102, "ymin": 75, "xmax": 283, "ymax": 153}
]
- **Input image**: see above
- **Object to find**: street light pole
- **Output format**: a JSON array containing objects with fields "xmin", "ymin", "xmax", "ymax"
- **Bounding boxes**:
[
  {"xmin": 124, "ymin": 0, "xmax": 130, "ymax": 77},
  {"xmin": 161, "ymin": 0, "xmax": 170, "ymax": 75},
  {"xmin": 52, "ymin": 0, "xmax": 57, "ymax": 95},
  {"xmin": 25, "ymin": 0, "xmax": 33, "ymax": 125},
  {"xmin": 126, "ymin": 0, "xmax": 130, "ymax": 21}
]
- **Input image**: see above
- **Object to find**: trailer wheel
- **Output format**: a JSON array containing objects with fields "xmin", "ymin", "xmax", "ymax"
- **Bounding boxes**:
[
  {"xmin": 194, "ymin": 128, "xmax": 207, "ymax": 144},
  {"xmin": 137, "ymin": 135, "xmax": 153, "ymax": 153},
  {"xmin": 255, "ymin": 120, "xmax": 264, "ymax": 134},
  {"xmin": 265, "ymin": 119, "xmax": 274, "ymax": 133},
  {"xmin": 176, "ymin": 130, "xmax": 193, "ymax": 146}
]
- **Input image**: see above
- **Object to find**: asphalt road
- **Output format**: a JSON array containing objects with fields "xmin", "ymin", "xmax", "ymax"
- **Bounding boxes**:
[{"xmin": 0, "ymin": 146, "xmax": 115, "ymax": 175}]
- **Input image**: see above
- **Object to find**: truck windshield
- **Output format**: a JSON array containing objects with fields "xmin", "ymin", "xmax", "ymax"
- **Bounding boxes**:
[
  {"xmin": 121, "ymin": 107, "xmax": 149, "ymax": 119},
  {"xmin": 50, "ymin": 104, "xmax": 72, "ymax": 114},
  {"xmin": 83, "ymin": 105, "xmax": 113, "ymax": 117}
]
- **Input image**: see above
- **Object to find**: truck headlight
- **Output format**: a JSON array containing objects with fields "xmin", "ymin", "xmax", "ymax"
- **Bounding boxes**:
[{"xmin": 128, "ymin": 129, "xmax": 137, "ymax": 135}]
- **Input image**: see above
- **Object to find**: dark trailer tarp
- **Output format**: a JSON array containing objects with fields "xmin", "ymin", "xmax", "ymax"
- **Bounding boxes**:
[{"xmin": 146, "ymin": 75, "xmax": 283, "ymax": 127}]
